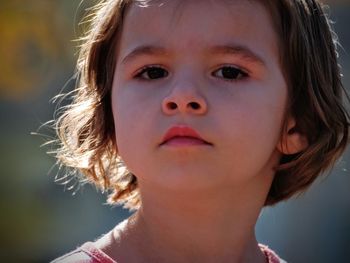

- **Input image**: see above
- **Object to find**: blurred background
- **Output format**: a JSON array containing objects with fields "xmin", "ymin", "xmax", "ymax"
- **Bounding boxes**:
[{"xmin": 0, "ymin": 0, "xmax": 349, "ymax": 262}]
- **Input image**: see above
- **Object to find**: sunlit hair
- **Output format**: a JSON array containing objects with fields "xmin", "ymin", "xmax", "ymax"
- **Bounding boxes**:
[{"xmin": 53, "ymin": 0, "xmax": 349, "ymax": 210}]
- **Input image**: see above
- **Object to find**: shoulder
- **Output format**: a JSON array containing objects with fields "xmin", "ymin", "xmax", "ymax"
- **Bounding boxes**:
[
  {"xmin": 259, "ymin": 244, "xmax": 288, "ymax": 263},
  {"xmin": 51, "ymin": 246, "xmax": 92, "ymax": 263},
  {"xmin": 51, "ymin": 242, "xmax": 117, "ymax": 263},
  {"xmin": 52, "ymin": 221, "xmax": 129, "ymax": 263}
]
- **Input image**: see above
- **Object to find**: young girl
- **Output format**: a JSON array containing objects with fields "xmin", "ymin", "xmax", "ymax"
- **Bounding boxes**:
[{"xmin": 52, "ymin": 0, "xmax": 349, "ymax": 262}]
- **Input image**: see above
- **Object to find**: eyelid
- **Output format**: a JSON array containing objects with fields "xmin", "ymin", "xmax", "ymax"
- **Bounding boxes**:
[
  {"xmin": 131, "ymin": 63, "xmax": 250, "ymax": 81},
  {"xmin": 213, "ymin": 64, "xmax": 249, "ymax": 74},
  {"xmin": 211, "ymin": 64, "xmax": 250, "ymax": 80},
  {"xmin": 133, "ymin": 64, "xmax": 168, "ymax": 78}
]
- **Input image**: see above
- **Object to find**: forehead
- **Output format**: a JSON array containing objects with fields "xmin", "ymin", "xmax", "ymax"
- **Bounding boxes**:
[{"xmin": 119, "ymin": 0, "xmax": 279, "ymax": 64}]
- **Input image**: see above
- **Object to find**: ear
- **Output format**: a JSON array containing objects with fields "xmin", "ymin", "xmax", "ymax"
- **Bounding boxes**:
[{"xmin": 277, "ymin": 117, "xmax": 309, "ymax": 155}]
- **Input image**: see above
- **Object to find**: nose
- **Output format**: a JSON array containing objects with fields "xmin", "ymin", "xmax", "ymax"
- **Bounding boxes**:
[{"xmin": 161, "ymin": 82, "xmax": 208, "ymax": 115}]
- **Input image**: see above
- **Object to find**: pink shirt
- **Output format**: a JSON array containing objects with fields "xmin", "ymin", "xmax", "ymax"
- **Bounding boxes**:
[{"xmin": 52, "ymin": 242, "xmax": 286, "ymax": 263}]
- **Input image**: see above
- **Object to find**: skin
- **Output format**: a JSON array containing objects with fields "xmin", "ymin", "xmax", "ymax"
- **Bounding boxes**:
[{"xmin": 96, "ymin": 0, "xmax": 304, "ymax": 262}]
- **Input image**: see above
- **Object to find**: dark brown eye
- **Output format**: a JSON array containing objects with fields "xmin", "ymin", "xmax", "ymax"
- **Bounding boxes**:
[
  {"xmin": 136, "ymin": 66, "xmax": 168, "ymax": 80},
  {"xmin": 213, "ymin": 66, "xmax": 247, "ymax": 80}
]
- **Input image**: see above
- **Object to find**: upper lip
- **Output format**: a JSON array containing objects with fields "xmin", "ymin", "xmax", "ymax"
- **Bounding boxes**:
[{"xmin": 160, "ymin": 125, "xmax": 211, "ymax": 145}]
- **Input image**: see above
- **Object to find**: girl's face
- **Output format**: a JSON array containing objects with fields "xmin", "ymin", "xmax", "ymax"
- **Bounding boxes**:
[{"xmin": 112, "ymin": 0, "xmax": 287, "ymax": 192}]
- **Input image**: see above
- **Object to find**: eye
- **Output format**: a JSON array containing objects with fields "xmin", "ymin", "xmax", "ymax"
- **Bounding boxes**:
[
  {"xmin": 135, "ymin": 66, "xmax": 169, "ymax": 80},
  {"xmin": 212, "ymin": 66, "xmax": 248, "ymax": 80}
]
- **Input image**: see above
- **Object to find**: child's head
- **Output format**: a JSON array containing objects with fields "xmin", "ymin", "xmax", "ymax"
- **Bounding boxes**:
[{"xmin": 55, "ymin": 0, "xmax": 349, "ymax": 209}]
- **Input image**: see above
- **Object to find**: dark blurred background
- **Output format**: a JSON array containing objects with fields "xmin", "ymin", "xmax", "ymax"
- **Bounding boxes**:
[{"xmin": 0, "ymin": 0, "xmax": 349, "ymax": 262}]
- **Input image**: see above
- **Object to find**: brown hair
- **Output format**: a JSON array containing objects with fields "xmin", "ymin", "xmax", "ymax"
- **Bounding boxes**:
[{"xmin": 53, "ymin": 0, "xmax": 349, "ymax": 209}]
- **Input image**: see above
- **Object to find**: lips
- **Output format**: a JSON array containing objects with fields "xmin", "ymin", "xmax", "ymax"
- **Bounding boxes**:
[{"xmin": 160, "ymin": 125, "xmax": 212, "ymax": 146}]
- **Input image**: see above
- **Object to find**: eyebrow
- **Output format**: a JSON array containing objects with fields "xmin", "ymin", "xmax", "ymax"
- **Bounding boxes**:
[
  {"xmin": 207, "ymin": 44, "xmax": 266, "ymax": 66},
  {"xmin": 121, "ymin": 46, "xmax": 168, "ymax": 65},
  {"xmin": 121, "ymin": 44, "xmax": 266, "ymax": 66}
]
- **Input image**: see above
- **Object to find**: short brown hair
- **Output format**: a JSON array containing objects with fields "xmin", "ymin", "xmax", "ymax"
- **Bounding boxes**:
[{"xmin": 53, "ymin": 0, "xmax": 349, "ymax": 209}]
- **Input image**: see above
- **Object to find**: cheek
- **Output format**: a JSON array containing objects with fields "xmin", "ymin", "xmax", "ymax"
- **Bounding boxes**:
[
  {"xmin": 113, "ymin": 83, "xmax": 153, "ymax": 127},
  {"xmin": 111, "ymin": 84, "xmax": 159, "ymax": 170},
  {"xmin": 112, "ymin": 93, "xmax": 142, "ymax": 146},
  {"xmin": 214, "ymin": 86, "xmax": 286, "ymax": 168}
]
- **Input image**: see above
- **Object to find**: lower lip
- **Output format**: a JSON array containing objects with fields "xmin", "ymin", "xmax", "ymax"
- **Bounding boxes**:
[{"xmin": 162, "ymin": 137, "xmax": 210, "ymax": 147}]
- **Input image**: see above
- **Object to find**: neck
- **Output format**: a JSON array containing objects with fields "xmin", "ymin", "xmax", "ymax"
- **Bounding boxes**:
[{"xmin": 122, "ymin": 176, "xmax": 272, "ymax": 263}]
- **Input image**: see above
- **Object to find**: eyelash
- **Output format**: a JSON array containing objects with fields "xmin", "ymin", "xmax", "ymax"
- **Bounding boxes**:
[
  {"xmin": 212, "ymin": 65, "xmax": 249, "ymax": 81},
  {"xmin": 133, "ymin": 65, "xmax": 249, "ymax": 81},
  {"xmin": 134, "ymin": 65, "xmax": 168, "ymax": 80}
]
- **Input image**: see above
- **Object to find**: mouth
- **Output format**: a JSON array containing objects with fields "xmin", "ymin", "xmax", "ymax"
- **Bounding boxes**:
[{"xmin": 160, "ymin": 125, "xmax": 212, "ymax": 147}]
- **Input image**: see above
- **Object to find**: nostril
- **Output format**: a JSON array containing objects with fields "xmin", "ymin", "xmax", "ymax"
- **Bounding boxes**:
[
  {"xmin": 162, "ymin": 98, "xmax": 206, "ymax": 114},
  {"xmin": 189, "ymin": 102, "xmax": 200, "ymax": 110},
  {"xmin": 167, "ymin": 102, "xmax": 177, "ymax": 110}
]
